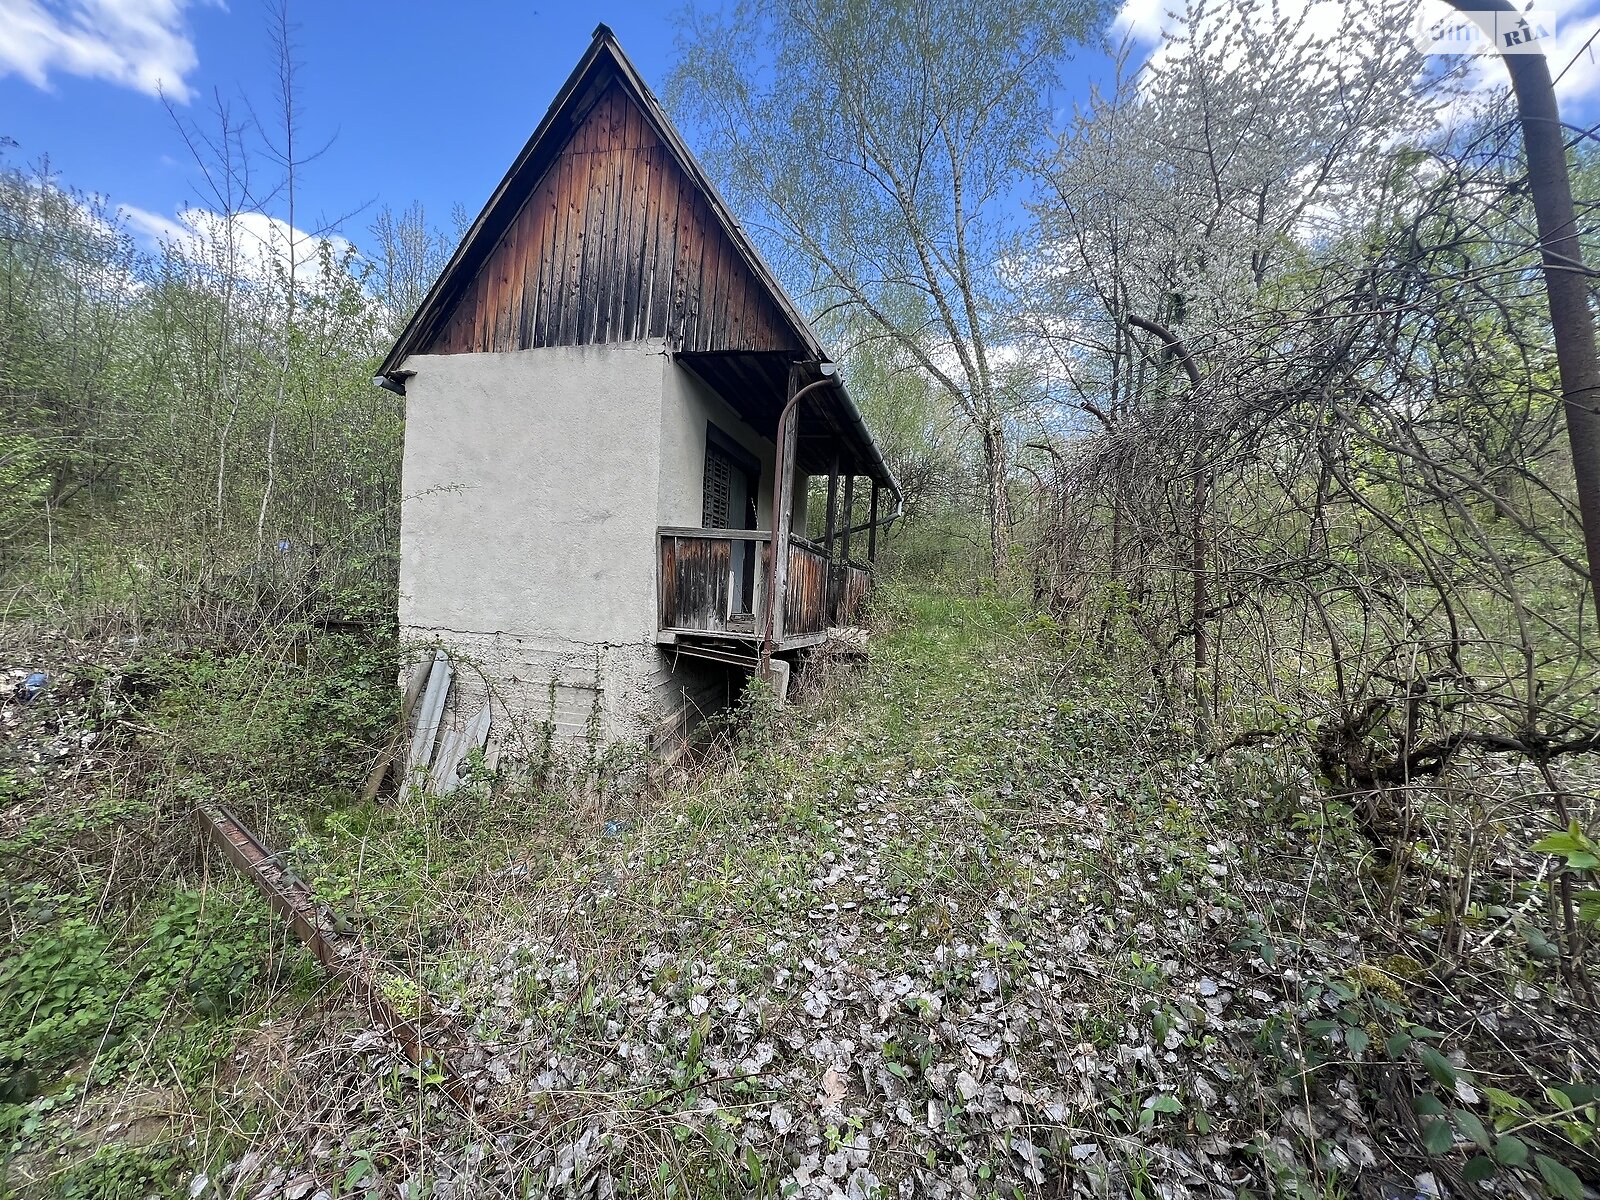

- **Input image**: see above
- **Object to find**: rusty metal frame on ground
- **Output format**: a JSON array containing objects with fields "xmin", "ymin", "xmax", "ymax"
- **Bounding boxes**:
[{"xmin": 198, "ymin": 805, "xmax": 476, "ymax": 1107}]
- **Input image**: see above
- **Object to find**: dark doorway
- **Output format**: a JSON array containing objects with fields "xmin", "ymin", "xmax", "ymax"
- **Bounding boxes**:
[{"xmin": 702, "ymin": 424, "xmax": 761, "ymax": 618}]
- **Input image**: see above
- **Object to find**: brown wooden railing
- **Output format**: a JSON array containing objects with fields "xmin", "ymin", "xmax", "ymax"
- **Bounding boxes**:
[
  {"xmin": 659, "ymin": 529, "xmax": 870, "ymax": 646},
  {"xmin": 784, "ymin": 537, "xmax": 831, "ymax": 637},
  {"xmin": 658, "ymin": 527, "xmax": 770, "ymax": 634},
  {"xmin": 835, "ymin": 561, "xmax": 871, "ymax": 626}
]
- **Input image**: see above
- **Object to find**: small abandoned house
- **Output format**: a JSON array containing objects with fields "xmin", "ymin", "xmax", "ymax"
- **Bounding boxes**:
[{"xmin": 377, "ymin": 24, "xmax": 900, "ymax": 752}]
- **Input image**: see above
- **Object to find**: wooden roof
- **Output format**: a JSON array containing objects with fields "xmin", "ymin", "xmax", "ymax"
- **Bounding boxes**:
[{"xmin": 378, "ymin": 25, "xmax": 899, "ymax": 493}]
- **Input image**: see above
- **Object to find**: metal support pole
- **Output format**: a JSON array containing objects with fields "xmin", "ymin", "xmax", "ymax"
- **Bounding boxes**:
[
  {"xmin": 1445, "ymin": 0, "xmax": 1600, "ymax": 632},
  {"xmin": 868, "ymin": 485, "xmax": 880, "ymax": 563},
  {"xmin": 762, "ymin": 367, "xmax": 835, "ymax": 668}
]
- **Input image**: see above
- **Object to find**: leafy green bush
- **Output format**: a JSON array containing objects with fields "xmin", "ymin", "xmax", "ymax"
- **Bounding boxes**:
[
  {"xmin": 0, "ymin": 887, "xmax": 274, "ymax": 1109},
  {"xmin": 0, "ymin": 899, "xmax": 116, "ymax": 1098},
  {"xmin": 129, "ymin": 630, "xmax": 398, "ymax": 805},
  {"xmin": 50, "ymin": 1140, "xmax": 185, "ymax": 1200}
]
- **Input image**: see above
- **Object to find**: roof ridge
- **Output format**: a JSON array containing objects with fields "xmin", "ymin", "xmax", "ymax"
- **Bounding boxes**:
[{"xmin": 378, "ymin": 25, "xmax": 823, "ymax": 377}]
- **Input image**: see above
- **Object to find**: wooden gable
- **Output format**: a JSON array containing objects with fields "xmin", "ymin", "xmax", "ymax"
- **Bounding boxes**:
[
  {"xmin": 378, "ymin": 28, "xmax": 899, "ymax": 499},
  {"xmin": 416, "ymin": 77, "xmax": 801, "ymax": 358}
]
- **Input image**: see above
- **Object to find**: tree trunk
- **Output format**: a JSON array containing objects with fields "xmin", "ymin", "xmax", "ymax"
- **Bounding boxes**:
[
  {"xmin": 1128, "ymin": 313, "xmax": 1210, "ymax": 736},
  {"xmin": 1193, "ymin": 463, "xmax": 1210, "ymax": 735},
  {"xmin": 982, "ymin": 423, "xmax": 1011, "ymax": 578},
  {"xmin": 1448, "ymin": 0, "xmax": 1600, "ymax": 633}
]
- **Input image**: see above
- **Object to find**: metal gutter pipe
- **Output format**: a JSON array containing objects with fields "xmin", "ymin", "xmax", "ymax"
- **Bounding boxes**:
[{"xmin": 762, "ymin": 368, "xmax": 838, "ymax": 667}]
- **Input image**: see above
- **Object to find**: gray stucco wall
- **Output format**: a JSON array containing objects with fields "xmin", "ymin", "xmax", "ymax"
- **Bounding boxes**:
[
  {"xmin": 401, "ymin": 344, "xmax": 666, "ymax": 646},
  {"xmin": 398, "ymin": 342, "xmax": 794, "ymax": 755},
  {"xmin": 399, "ymin": 343, "xmax": 670, "ymax": 748}
]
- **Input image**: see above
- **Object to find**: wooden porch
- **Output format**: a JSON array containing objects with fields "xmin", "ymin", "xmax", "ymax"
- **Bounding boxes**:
[
  {"xmin": 658, "ymin": 527, "xmax": 873, "ymax": 652},
  {"xmin": 660, "ymin": 356, "xmax": 899, "ymax": 664}
]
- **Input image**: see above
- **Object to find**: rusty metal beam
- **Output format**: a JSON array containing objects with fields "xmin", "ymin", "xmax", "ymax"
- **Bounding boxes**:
[{"xmin": 198, "ymin": 806, "xmax": 474, "ymax": 1107}]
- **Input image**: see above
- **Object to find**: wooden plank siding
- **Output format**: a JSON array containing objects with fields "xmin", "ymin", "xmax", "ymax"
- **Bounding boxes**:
[
  {"xmin": 659, "ymin": 533, "xmax": 733, "ymax": 632},
  {"xmin": 421, "ymin": 81, "xmax": 798, "ymax": 358},
  {"xmin": 784, "ymin": 540, "xmax": 831, "ymax": 637}
]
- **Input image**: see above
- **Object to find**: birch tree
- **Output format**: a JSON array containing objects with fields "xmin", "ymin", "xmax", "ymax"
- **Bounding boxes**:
[{"xmin": 669, "ymin": 0, "xmax": 1106, "ymax": 576}]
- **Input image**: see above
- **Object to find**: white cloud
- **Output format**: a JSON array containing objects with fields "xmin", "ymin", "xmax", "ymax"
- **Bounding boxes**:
[
  {"xmin": 0, "ymin": 0, "xmax": 205, "ymax": 101},
  {"xmin": 1113, "ymin": 0, "xmax": 1171, "ymax": 44},
  {"xmin": 119, "ymin": 201, "xmax": 188, "ymax": 243},
  {"xmin": 1537, "ymin": 5, "xmax": 1599, "ymax": 104},
  {"xmin": 121, "ymin": 203, "xmax": 357, "ymax": 288},
  {"xmin": 1414, "ymin": 0, "xmax": 1600, "ymax": 108}
]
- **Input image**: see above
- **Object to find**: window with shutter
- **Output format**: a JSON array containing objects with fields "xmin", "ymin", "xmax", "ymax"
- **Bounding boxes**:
[
  {"xmin": 701, "ymin": 425, "xmax": 762, "ymax": 617},
  {"xmin": 702, "ymin": 444, "xmax": 733, "ymax": 528}
]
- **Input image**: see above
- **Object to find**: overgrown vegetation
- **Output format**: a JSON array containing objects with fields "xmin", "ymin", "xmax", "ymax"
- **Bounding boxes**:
[
  {"xmin": 0, "ymin": 616, "xmax": 402, "ymax": 1192},
  {"xmin": 7, "ymin": 587, "xmax": 1596, "ymax": 1195},
  {"xmin": 4, "ymin": 0, "xmax": 1600, "ymax": 1194}
]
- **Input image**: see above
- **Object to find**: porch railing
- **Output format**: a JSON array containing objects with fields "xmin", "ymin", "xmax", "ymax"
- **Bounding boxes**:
[
  {"xmin": 835, "ymin": 560, "xmax": 871, "ymax": 626},
  {"xmin": 658, "ymin": 527, "xmax": 770, "ymax": 635},
  {"xmin": 658, "ymin": 528, "xmax": 865, "ymax": 644},
  {"xmin": 783, "ymin": 537, "xmax": 830, "ymax": 637}
]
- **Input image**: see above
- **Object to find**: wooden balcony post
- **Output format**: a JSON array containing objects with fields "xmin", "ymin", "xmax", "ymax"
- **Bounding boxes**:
[
  {"xmin": 823, "ymin": 451, "xmax": 841, "ymax": 623},
  {"xmin": 840, "ymin": 473, "xmax": 855, "ymax": 564},
  {"xmin": 867, "ymin": 484, "xmax": 879, "ymax": 563},
  {"xmin": 823, "ymin": 450, "xmax": 840, "ymax": 559}
]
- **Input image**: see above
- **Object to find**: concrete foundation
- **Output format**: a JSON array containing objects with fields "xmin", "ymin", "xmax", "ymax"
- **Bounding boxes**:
[{"xmin": 760, "ymin": 657, "xmax": 791, "ymax": 706}]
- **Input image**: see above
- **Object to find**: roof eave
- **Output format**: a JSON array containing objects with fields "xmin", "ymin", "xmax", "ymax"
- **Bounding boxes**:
[
  {"xmin": 377, "ymin": 28, "xmax": 621, "ymax": 379},
  {"xmin": 828, "ymin": 375, "xmax": 903, "ymax": 502}
]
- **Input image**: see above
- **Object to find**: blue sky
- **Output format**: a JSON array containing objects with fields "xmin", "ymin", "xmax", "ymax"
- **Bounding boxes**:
[
  {"xmin": 0, "ymin": 1, "xmax": 703, "ymax": 249},
  {"xmin": 2, "ymin": 0, "xmax": 1597, "ymax": 264}
]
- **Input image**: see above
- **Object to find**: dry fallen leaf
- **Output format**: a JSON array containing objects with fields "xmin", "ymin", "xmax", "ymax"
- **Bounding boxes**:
[{"xmin": 819, "ymin": 1064, "xmax": 848, "ymax": 1109}]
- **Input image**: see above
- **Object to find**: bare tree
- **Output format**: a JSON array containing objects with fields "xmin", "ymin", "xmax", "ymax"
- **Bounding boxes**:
[
  {"xmin": 369, "ymin": 201, "xmax": 452, "ymax": 335},
  {"xmin": 1026, "ymin": 0, "xmax": 1600, "ymax": 982},
  {"xmin": 1024, "ymin": 0, "xmax": 1426, "ymax": 705}
]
